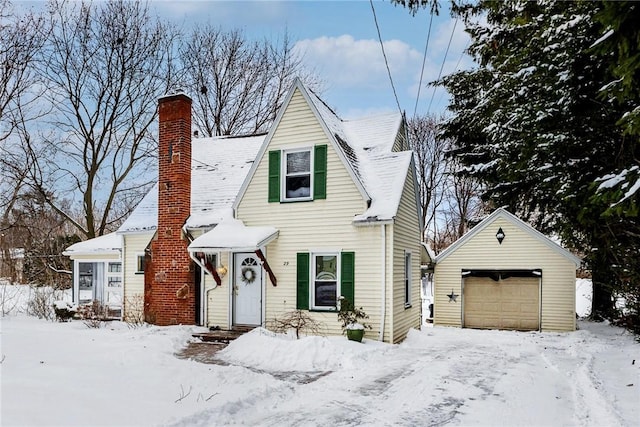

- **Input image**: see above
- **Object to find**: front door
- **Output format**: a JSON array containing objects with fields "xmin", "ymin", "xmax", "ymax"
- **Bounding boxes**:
[{"xmin": 233, "ymin": 253, "xmax": 262, "ymax": 326}]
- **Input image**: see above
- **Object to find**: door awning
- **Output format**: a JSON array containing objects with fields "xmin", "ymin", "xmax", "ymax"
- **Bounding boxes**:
[{"xmin": 188, "ymin": 219, "xmax": 279, "ymax": 252}]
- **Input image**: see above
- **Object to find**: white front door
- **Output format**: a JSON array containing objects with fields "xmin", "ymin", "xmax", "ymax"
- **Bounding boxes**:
[{"xmin": 233, "ymin": 253, "xmax": 262, "ymax": 326}]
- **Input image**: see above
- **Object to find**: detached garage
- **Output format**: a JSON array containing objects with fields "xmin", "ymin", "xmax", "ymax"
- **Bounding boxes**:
[{"xmin": 433, "ymin": 208, "xmax": 581, "ymax": 332}]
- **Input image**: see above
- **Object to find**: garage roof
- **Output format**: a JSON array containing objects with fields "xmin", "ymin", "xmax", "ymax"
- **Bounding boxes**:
[{"xmin": 435, "ymin": 208, "xmax": 582, "ymax": 267}]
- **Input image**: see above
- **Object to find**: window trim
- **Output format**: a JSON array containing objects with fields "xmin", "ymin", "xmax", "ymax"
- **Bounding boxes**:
[
  {"xmin": 281, "ymin": 147, "xmax": 314, "ymax": 202},
  {"xmin": 404, "ymin": 251, "xmax": 412, "ymax": 308},
  {"xmin": 310, "ymin": 252, "xmax": 340, "ymax": 311}
]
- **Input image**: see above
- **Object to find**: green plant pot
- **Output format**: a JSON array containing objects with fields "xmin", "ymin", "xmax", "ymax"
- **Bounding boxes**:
[{"xmin": 346, "ymin": 328, "xmax": 365, "ymax": 342}]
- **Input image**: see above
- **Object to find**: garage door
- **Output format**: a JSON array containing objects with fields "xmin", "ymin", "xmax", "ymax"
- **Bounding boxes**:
[{"xmin": 463, "ymin": 276, "xmax": 540, "ymax": 331}]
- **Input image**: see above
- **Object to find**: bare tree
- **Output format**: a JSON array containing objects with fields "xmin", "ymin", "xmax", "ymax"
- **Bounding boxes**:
[
  {"xmin": 0, "ymin": 0, "xmax": 47, "ymax": 143},
  {"xmin": 436, "ymin": 160, "xmax": 485, "ymax": 252},
  {"xmin": 0, "ymin": 0, "xmax": 48, "ymax": 282},
  {"xmin": 31, "ymin": 0, "xmax": 180, "ymax": 239},
  {"xmin": 180, "ymin": 26, "xmax": 321, "ymax": 136},
  {"xmin": 407, "ymin": 115, "xmax": 449, "ymax": 246}
]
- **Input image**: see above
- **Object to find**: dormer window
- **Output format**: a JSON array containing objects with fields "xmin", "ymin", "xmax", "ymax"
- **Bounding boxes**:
[{"xmin": 283, "ymin": 148, "xmax": 312, "ymax": 200}]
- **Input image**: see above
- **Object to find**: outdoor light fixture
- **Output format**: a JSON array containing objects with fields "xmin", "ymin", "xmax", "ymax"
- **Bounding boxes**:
[
  {"xmin": 496, "ymin": 227, "xmax": 506, "ymax": 244},
  {"xmin": 216, "ymin": 265, "xmax": 228, "ymax": 278}
]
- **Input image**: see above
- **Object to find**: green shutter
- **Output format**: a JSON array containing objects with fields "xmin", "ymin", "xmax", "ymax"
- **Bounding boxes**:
[
  {"xmin": 313, "ymin": 144, "xmax": 327, "ymax": 199},
  {"xmin": 296, "ymin": 252, "xmax": 309, "ymax": 310},
  {"xmin": 340, "ymin": 252, "xmax": 355, "ymax": 304},
  {"xmin": 268, "ymin": 150, "xmax": 280, "ymax": 202}
]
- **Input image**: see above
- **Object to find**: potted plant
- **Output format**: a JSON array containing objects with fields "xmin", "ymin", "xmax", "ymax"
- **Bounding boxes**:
[{"xmin": 337, "ymin": 296, "xmax": 371, "ymax": 342}]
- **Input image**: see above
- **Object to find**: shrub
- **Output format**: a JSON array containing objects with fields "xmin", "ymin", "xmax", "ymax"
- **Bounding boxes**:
[
  {"xmin": 337, "ymin": 296, "xmax": 371, "ymax": 333},
  {"xmin": 269, "ymin": 310, "xmax": 323, "ymax": 339},
  {"xmin": 53, "ymin": 300, "xmax": 77, "ymax": 322}
]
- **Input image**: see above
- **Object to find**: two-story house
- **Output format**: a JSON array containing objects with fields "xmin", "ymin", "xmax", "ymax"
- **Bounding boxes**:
[{"xmin": 65, "ymin": 79, "xmax": 424, "ymax": 343}]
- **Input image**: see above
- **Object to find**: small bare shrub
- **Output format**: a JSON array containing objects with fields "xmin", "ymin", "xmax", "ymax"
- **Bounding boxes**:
[
  {"xmin": 1, "ymin": 282, "xmax": 22, "ymax": 316},
  {"xmin": 269, "ymin": 310, "xmax": 323, "ymax": 339},
  {"xmin": 26, "ymin": 286, "xmax": 58, "ymax": 320},
  {"xmin": 78, "ymin": 300, "xmax": 109, "ymax": 328},
  {"xmin": 123, "ymin": 295, "xmax": 146, "ymax": 328}
]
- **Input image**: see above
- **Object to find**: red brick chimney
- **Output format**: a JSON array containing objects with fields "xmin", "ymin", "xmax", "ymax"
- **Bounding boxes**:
[{"xmin": 146, "ymin": 93, "xmax": 195, "ymax": 325}]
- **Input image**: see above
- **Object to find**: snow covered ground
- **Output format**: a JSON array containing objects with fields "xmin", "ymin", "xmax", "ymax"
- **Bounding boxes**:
[{"xmin": 1, "ymin": 283, "xmax": 638, "ymax": 427}]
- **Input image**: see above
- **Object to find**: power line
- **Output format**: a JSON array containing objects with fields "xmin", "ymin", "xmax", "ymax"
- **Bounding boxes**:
[
  {"xmin": 427, "ymin": 18, "xmax": 458, "ymax": 115},
  {"xmin": 369, "ymin": 0, "xmax": 402, "ymax": 115},
  {"xmin": 434, "ymin": 38, "xmax": 471, "ymax": 112},
  {"xmin": 413, "ymin": 10, "xmax": 435, "ymax": 119}
]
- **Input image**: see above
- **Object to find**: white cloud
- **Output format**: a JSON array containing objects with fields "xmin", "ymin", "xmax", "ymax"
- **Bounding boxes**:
[{"xmin": 293, "ymin": 35, "xmax": 422, "ymax": 89}]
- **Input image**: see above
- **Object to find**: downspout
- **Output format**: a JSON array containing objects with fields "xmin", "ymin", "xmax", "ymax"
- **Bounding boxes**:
[{"xmin": 379, "ymin": 223, "xmax": 386, "ymax": 341}]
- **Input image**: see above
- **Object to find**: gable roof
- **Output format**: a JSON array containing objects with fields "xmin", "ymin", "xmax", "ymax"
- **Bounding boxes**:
[
  {"xmin": 234, "ymin": 78, "xmax": 414, "ymax": 222},
  {"xmin": 62, "ymin": 232, "xmax": 121, "ymax": 257},
  {"xmin": 118, "ymin": 134, "xmax": 265, "ymax": 234},
  {"xmin": 435, "ymin": 208, "xmax": 582, "ymax": 267}
]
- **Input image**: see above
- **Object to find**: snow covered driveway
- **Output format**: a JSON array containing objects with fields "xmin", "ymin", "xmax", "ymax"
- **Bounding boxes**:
[{"xmin": 1, "ymin": 317, "xmax": 638, "ymax": 427}]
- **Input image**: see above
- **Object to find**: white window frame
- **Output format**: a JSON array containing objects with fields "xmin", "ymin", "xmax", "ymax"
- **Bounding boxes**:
[
  {"xmin": 404, "ymin": 251, "xmax": 412, "ymax": 308},
  {"xmin": 135, "ymin": 253, "xmax": 146, "ymax": 274},
  {"xmin": 281, "ymin": 147, "xmax": 314, "ymax": 202},
  {"xmin": 311, "ymin": 252, "xmax": 340, "ymax": 311},
  {"xmin": 106, "ymin": 262, "xmax": 123, "ymax": 308}
]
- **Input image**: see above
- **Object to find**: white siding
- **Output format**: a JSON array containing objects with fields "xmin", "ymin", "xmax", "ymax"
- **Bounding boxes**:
[
  {"xmin": 204, "ymin": 251, "xmax": 232, "ymax": 328},
  {"xmin": 236, "ymin": 89, "xmax": 385, "ymax": 339},
  {"xmin": 122, "ymin": 232, "xmax": 154, "ymax": 320},
  {"xmin": 391, "ymin": 170, "xmax": 422, "ymax": 343},
  {"xmin": 434, "ymin": 216, "xmax": 576, "ymax": 332}
]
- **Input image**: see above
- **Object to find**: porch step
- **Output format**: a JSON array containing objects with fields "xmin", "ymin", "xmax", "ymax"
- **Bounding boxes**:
[{"xmin": 192, "ymin": 326, "xmax": 256, "ymax": 344}]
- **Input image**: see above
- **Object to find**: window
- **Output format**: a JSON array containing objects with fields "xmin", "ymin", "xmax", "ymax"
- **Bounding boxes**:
[
  {"xmin": 136, "ymin": 254, "xmax": 145, "ymax": 274},
  {"xmin": 108, "ymin": 262, "xmax": 121, "ymax": 273},
  {"xmin": 283, "ymin": 148, "xmax": 312, "ymax": 200},
  {"xmin": 268, "ymin": 145, "xmax": 327, "ymax": 202},
  {"xmin": 296, "ymin": 251, "xmax": 354, "ymax": 311},
  {"xmin": 404, "ymin": 252, "xmax": 412, "ymax": 308},
  {"xmin": 312, "ymin": 254, "xmax": 338, "ymax": 309}
]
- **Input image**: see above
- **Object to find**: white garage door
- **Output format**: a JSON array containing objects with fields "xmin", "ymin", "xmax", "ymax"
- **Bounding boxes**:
[{"xmin": 463, "ymin": 276, "xmax": 540, "ymax": 331}]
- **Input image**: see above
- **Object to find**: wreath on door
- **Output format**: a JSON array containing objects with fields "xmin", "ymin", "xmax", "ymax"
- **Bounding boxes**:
[{"xmin": 240, "ymin": 267, "xmax": 256, "ymax": 285}]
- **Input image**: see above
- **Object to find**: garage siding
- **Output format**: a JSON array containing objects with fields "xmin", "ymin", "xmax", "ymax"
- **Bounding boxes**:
[{"xmin": 434, "ymin": 215, "xmax": 577, "ymax": 332}]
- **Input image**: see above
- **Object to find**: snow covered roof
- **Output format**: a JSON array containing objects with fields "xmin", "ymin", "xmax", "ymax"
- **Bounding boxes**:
[
  {"xmin": 62, "ymin": 232, "xmax": 121, "ymax": 257},
  {"xmin": 234, "ymin": 79, "xmax": 414, "ymax": 223},
  {"xmin": 118, "ymin": 134, "xmax": 265, "ymax": 234},
  {"xmin": 188, "ymin": 218, "xmax": 278, "ymax": 252},
  {"xmin": 118, "ymin": 183, "xmax": 158, "ymax": 233},
  {"xmin": 435, "ymin": 208, "xmax": 582, "ymax": 267},
  {"xmin": 305, "ymin": 85, "xmax": 412, "ymax": 222}
]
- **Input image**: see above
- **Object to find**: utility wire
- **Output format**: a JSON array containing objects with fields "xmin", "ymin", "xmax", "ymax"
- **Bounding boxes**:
[
  {"xmin": 370, "ymin": 0, "xmax": 402, "ymax": 115},
  {"xmin": 434, "ymin": 38, "xmax": 470, "ymax": 112},
  {"xmin": 427, "ymin": 18, "xmax": 457, "ymax": 115},
  {"xmin": 413, "ymin": 10, "xmax": 435, "ymax": 119}
]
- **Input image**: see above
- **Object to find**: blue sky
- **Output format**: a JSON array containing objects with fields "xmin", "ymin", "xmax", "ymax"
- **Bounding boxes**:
[{"xmin": 150, "ymin": 0, "xmax": 474, "ymax": 119}]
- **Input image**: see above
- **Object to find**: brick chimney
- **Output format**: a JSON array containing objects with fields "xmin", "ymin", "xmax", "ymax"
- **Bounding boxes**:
[{"xmin": 146, "ymin": 93, "xmax": 195, "ymax": 325}]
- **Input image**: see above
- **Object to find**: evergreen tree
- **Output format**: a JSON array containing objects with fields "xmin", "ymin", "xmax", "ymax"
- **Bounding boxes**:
[{"xmin": 439, "ymin": 1, "xmax": 639, "ymax": 325}]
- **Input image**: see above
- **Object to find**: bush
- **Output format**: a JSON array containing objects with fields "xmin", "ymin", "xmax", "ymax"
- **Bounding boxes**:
[
  {"xmin": 0, "ymin": 282, "xmax": 22, "ymax": 316},
  {"xmin": 269, "ymin": 310, "xmax": 323, "ymax": 339},
  {"xmin": 337, "ymin": 297, "xmax": 371, "ymax": 334},
  {"xmin": 53, "ymin": 300, "xmax": 77, "ymax": 322},
  {"xmin": 77, "ymin": 300, "xmax": 109, "ymax": 328},
  {"xmin": 26, "ymin": 286, "xmax": 60, "ymax": 320},
  {"xmin": 123, "ymin": 295, "xmax": 146, "ymax": 329}
]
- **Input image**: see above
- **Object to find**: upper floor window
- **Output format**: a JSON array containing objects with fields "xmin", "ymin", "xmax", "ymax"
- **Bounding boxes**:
[
  {"xmin": 268, "ymin": 145, "xmax": 327, "ymax": 203},
  {"xmin": 284, "ymin": 148, "xmax": 312, "ymax": 200}
]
